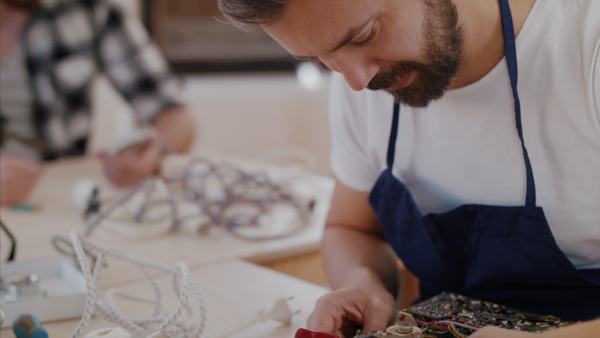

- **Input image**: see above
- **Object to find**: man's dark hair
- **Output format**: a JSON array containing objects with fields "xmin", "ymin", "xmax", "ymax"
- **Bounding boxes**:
[{"xmin": 217, "ymin": 0, "xmax": 293, "ymax": 31}]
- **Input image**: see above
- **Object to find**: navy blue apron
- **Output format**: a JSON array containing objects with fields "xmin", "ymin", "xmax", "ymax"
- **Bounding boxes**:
[{"xmin": 368, "ymin": 0, "xmax": 600, "ymax": 321}]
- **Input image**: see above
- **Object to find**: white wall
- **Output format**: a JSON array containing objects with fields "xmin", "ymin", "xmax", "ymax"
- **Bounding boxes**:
[{"xmin": 90, "ymin": 73, "xmax": 332, "ymax": 175}]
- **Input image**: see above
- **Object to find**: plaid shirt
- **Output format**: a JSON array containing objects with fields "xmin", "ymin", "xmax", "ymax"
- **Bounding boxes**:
[{"xmin": 22, "ymin": 0, "xmax": 182, "ymax": 159}]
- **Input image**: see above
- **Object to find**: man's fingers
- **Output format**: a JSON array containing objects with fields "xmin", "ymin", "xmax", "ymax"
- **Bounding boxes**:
[
  {"xmin": 307, "ymin": 297, "xmax": 339, "ymax": 334},
  {"xmin": 307, "ymin": 314, "xmax": 341, "ymax": 336},
  {"xmin": 361, "ymin": 295, "xmax": 395, "ymax": 333},
  {"xmin": 306, "ymin": 287, "xmax": 396, "ymax": 338}
]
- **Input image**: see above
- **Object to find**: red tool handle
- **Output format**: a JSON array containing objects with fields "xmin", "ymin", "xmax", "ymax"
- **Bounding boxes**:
[{"xmin": 294, "ymin": 328, "xmax": 340, "ymax": 338}]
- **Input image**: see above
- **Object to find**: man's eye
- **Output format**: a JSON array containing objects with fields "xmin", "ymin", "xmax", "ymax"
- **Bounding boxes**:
[
  {"xmin": 352, "ymin": 27, "xmax": 377, "ymax": 47},
  {"xmin": 295, "ymin": 56, "xmax": 318, "ymax": 63}
]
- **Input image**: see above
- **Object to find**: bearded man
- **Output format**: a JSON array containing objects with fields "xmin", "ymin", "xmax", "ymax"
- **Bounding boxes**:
[{"xmin": 218, "ymin": 0, "xmax": 600, "ymax": 337}]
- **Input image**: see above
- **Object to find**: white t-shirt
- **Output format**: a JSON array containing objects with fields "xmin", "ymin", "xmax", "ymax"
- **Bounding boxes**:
[{"xmin": 329, "ymin": 0, "xmax": 600, "ymax": 269}]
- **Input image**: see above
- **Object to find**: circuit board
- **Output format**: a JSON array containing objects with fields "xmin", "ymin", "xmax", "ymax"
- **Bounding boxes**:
[{"xmin": 404, "ymin": 293, "xmax": 573, "ymax": 337}]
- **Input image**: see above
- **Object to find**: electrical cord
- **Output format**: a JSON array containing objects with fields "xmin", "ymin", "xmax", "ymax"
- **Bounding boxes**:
[
  {"xmin": 84, "ymin": 177, "xmax": 177, "ymax": 239},
  {"xmin": 57, "ymin": 231, "xmax": 301, "ymax": 338},
  {"xmin": 67, "ymin": 230, "xmax": 207, "ymax": 338},
  {"xmin": 177, "ymin": 157, "xmax": 312, "ymax": 241},
  {"xmin": 0, "ymin": 219, "xmax": 16, "ymax": 261},
  {"xmin": 50, "ymin": 157, "xmax": 318, "ymax": 336},
  {"xmin": 84, "ymin": 157, "xmax": 314, "ymax": 241}
]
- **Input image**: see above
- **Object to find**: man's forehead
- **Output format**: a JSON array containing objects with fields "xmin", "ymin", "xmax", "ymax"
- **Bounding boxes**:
[{"xmin": 264, "ymin": 0, "xmax": 377, "ymax": 57}]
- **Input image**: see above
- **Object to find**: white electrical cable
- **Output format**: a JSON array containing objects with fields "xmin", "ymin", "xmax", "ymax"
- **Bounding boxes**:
[
  {"xmin": 85, "ymin": 177, "xmax": 176, "ymax": 239},
  {"xmin": 67, "ymin": 230, "xmax": 207, "ymax": 338},
  {"xmin": 84, "ymin": 157, "xmax": 314, "ymax": 242}
]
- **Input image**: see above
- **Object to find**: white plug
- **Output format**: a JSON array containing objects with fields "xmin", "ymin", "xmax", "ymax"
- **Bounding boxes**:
[
  {"xmin": 71, "ymin": 178, "xmax": 97, "ymax": 211},
  {"xmin": 259, "ymin": 296, "xmax": 299, "ymax": 324}
]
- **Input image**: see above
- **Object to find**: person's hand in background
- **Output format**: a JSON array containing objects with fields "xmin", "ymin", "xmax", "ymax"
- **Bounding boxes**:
[
  {"xmin": 0, "ymin": 155, "xmax": 42, "ymax": 205},
  {"xmin": 96, "ymin": 134, "xmax": 163, "ymax": 188},
  {"xmin": 96, "ymin": 107, "xmax": 194, "ymax": 188}
]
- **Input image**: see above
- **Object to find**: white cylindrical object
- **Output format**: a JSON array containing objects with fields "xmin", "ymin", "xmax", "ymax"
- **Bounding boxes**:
[{"xmin": 71, "ymin": 178, "xmax": 97, "ymax": 211}]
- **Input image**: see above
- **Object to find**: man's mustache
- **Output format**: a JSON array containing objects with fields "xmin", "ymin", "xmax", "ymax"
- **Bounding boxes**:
[{"xmin": 367, "ymin": 62, "xmax": 424, "ymax": 91}]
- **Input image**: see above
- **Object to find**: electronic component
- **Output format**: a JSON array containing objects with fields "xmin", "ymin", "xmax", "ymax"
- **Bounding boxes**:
[
  {"xmin": 404, "ymin": 293, "xmax": 573, "ymax": 337},
  {"xmin": 353, "ymin": 312, "xmax": 423, "ymax": 338},
  {"xmin": 0, "ymin": 274, "xmax": 46, "ymax": 302},
  {"xmin": 295, "ymin": 293, "xmax": 574, "ymax": 338}
]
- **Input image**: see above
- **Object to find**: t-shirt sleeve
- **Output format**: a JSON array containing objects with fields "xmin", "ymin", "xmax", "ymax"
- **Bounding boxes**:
[
  {"xmin": 329, "ymin": 73, "xmax": 383, "ymax": 192},
  {"xmin": 93, "ymin": 0, "xmax": 184, "ymax": 125}
]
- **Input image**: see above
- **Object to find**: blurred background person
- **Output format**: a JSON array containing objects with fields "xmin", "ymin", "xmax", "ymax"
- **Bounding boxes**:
[{"xmin": 0, "ymin": 0, "xmax": 195, "ymax": 205}]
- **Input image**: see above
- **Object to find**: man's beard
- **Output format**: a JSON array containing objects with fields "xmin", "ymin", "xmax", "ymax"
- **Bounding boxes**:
[{"xmin": 367, "ymin": 0, "xmax": 463, "ymax": 108}]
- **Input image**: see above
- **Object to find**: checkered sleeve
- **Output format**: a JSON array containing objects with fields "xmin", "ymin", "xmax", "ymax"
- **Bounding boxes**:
[{"xmin": 92, "ymin": 0, "xmax": 183, "ymax": 125}]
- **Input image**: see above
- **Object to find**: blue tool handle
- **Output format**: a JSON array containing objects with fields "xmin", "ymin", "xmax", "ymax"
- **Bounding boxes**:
[{"xmin": 13, "ymin": 314, "xmax": 49, "ymax": 338}]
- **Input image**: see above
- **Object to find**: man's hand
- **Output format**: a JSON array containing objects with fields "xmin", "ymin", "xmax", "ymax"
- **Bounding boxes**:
[
  {"xmin": 96, "ymin": 136, "xmax": 163, "ymax": 187},
  {"xmin": 307, "ymin": 283, "xmax": 396, "ymax": 338},
  {"xmin": 0, "ymin": 155, "xmax": 42, "ymax": 205}
]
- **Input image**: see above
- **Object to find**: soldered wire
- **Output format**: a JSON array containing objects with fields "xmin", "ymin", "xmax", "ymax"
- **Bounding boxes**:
[
  {"xmin": 448, "ymin": 323, "xmax": 469, "ymax": 338},
  {"xmin": 415, "ymin": 317, "xmax": 480, "ymax": 337}
]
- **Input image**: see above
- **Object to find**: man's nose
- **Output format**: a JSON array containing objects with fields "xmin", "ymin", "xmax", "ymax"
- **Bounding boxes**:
[{"xmin": 323, "ymin": 55, "xmax": 380, "ymax": 91}]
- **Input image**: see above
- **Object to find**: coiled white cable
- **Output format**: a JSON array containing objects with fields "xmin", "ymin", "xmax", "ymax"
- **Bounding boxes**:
[
  {"xmin": 84, "ymin": 157, "xmax": 314, "ymax": 242},
  {"xmin": 67, "ymin": 230, "xmax": 207, "ymax": 338}
]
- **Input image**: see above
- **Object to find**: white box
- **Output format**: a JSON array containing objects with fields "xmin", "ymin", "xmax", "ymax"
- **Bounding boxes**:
[{"xmin": 1, "ymin": 256, "xmax": 87, "ymax": 328}]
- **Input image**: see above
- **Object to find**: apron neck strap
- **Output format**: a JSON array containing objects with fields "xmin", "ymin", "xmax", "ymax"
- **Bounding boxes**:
[
  {"xmin": 386, "ymin": 102, "xmax": 400, "ymax": 168},
  {"xmin": 386, "ymin": 0, "xmax": 537, "ymax": 207},
  {"xmin": 499, "ymin": 0, "xmax": 536, "ymax": 207}
]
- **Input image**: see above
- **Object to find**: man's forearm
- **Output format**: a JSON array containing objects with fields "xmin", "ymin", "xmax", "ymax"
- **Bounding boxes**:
[
  {"xmin": 321, "ymin": 226, "xmax": 400, "ymax": 296},
  {"xmin": 153, "ymin": 106, "xmax": 195, "ymax": 153}
]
